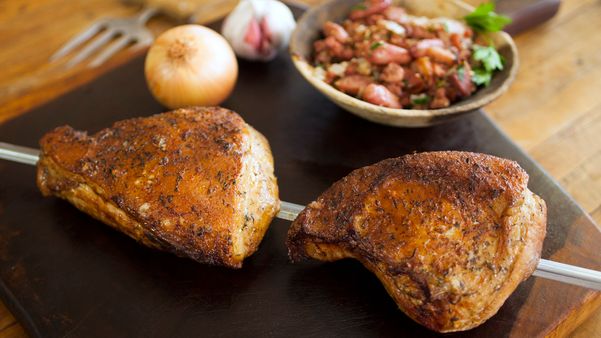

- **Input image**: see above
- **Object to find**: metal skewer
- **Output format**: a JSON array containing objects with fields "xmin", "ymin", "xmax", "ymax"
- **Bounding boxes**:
[
  {"xmin": 0, "ymin": 142, "xmax": 39, "ymax": 166},
  {"xmin": 2, "ymin": 141, "xmax": 601, "ymax": 291}
]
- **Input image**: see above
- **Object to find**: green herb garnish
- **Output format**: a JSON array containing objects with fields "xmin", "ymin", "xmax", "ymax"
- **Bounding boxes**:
[
  {"xmin": 411, "ymin": 94, "xmax": 430, "ymax": 105},
  {"xmin": 351, "ymin": 3, "xmax": 367, "ymax": 11},
  {"xmin": 464, "ymin": 3, "xmax": 512, "ymax": 33},
  {"xmin": 457, "ymin": 65, "xmax": 466, "ymax": 81},
  {"xmin": 472, "ymin": 44, "xmax": 503, "ymax": 71},
  {"xmin": 370, "ymin": 41, "xmax": 384, "ymax": 50},
  {"xmin": 471, "ymin": 68, "xmax": 493, "ymax": 86},
  {"xmin": 470, "ymin": 44, "xmax": 504, "ymax": 87},
  {"xmin": 436, "ymin": 78, "xmax": 447, "ymax": 88}
]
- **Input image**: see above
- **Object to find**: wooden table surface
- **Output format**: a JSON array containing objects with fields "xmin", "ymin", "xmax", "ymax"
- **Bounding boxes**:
[{"xmin": 0, "ymin": 0, "xmax": 599, "ymax": 336}]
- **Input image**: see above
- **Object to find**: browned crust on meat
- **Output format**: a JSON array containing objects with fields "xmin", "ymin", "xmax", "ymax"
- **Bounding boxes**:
[
  {"xmin": 37, "ymin": 107, "xmax": 279, "ymax": 268},
  {"xmin": 287, "ymin": 151, "xmax": 546, "ymax": 332}
]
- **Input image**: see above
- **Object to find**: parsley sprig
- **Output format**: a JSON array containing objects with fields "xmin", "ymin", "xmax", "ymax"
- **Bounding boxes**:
[
  {"xmin": 411, "ymin": 94, "xmax": 430, "ymax": 106},
  {"xmin": 463, "ymin": 4, "xmax": 510, "ymax": 87},
  {"xmin": 370, "ymin": 41, "xmax": 384, "ymax": 50},
  {"xmin": 473, "ymin": 44, "xmax": 503, "ymax": 70},
  {"xmin": 351, "ymin": 3, "xmax": 367, "ymax": 11},
  {"xmin": 471, "ymin": 44, "xmax": 504, "ymax": 86},
  {"xmin": 464, "ymin": 3, "xmax": 512, "ymax": 33}
]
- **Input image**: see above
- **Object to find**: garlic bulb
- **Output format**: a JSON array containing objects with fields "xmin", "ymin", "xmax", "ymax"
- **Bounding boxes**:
[{"xmin": 222, "ymin": 0, "xmax": 296, "ymax": 61}]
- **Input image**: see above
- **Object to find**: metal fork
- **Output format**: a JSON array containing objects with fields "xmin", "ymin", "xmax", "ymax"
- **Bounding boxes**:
[{"xmin": 50, "ymin": 7, "xmax": 158, "ymax": 68}]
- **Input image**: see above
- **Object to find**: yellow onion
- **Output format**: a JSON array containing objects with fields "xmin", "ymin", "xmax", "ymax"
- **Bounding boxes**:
[{"xmin": 145, "ymin": 25, "xmax": 238, "ymax": 109}]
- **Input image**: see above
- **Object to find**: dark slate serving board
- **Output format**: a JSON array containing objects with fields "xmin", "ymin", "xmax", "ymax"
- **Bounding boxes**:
[{"xmin": 3, "ymin": 2, "xmax": 600, "ymax": 337}]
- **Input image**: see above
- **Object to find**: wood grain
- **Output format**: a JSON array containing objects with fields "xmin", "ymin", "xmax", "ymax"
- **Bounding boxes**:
[{"xmin": 0, "ymin": 0, "xmax": 599, "ymax": 336}]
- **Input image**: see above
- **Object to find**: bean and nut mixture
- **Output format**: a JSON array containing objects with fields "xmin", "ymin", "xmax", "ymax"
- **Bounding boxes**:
[{"xmin": 312, "ymin": 0, "xmax": 503, "ymax": 109}]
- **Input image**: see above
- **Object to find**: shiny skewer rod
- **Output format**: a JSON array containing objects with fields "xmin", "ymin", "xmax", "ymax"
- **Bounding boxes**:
[
  {"xmin": 0, "ymin": 142, "xmax": 39, "ymax": 166},
  {"xmin": 2, "ymin": 141, "xmax": 601, "ymax": 291}
]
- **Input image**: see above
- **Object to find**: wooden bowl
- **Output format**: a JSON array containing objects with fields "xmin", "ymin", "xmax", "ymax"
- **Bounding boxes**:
[{"xmin": 289, "ymin": 0, "xmax": 519, "ymax": 127}]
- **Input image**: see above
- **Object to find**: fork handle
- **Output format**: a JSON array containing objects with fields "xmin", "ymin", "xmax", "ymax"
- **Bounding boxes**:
[
  {"xmin": 136, "ymin": 6, "xmax": 160, "ymax": 24},
  {"xmin": 125, "ymin": 0, "xmax": 238, "ymax": 24}
]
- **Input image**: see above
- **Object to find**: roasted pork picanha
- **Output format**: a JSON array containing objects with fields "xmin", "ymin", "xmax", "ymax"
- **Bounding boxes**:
[
  {"xmin": 37, "ymin": 107, "xmax": 279, "ymax": 268},
  {"xmin": 287, "ymin": 151, "xmax": 547, "ymax": 332}
]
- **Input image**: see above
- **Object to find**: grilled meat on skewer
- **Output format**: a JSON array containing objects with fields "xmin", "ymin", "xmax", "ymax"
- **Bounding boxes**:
[
  {"xmin": 287, "ymin": 151, "xmax": 546, "ymax": 332},
  {"xmin": 37, "ymin": 107, "xmax": 279, "ymax": 268}
]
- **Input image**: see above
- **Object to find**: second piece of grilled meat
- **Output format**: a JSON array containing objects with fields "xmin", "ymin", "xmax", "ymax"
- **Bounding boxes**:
[
  {"xmin": 287, "ymin": 151, "xmax": 546, "ymax": 332},
  {"xmin": 37, "ymin": 107, "xmax": 279, "ymax": 268}
]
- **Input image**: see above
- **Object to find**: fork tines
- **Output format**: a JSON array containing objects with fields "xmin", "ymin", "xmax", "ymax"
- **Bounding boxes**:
[{"xmin": 50, "ymin": 7, "xmax": 157, "ymax": 68}]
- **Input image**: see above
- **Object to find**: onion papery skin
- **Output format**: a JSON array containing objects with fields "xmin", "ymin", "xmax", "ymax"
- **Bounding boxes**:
[{"xmin": 145, "ymin": 25, "xmax": 238, "ymax": 109}]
